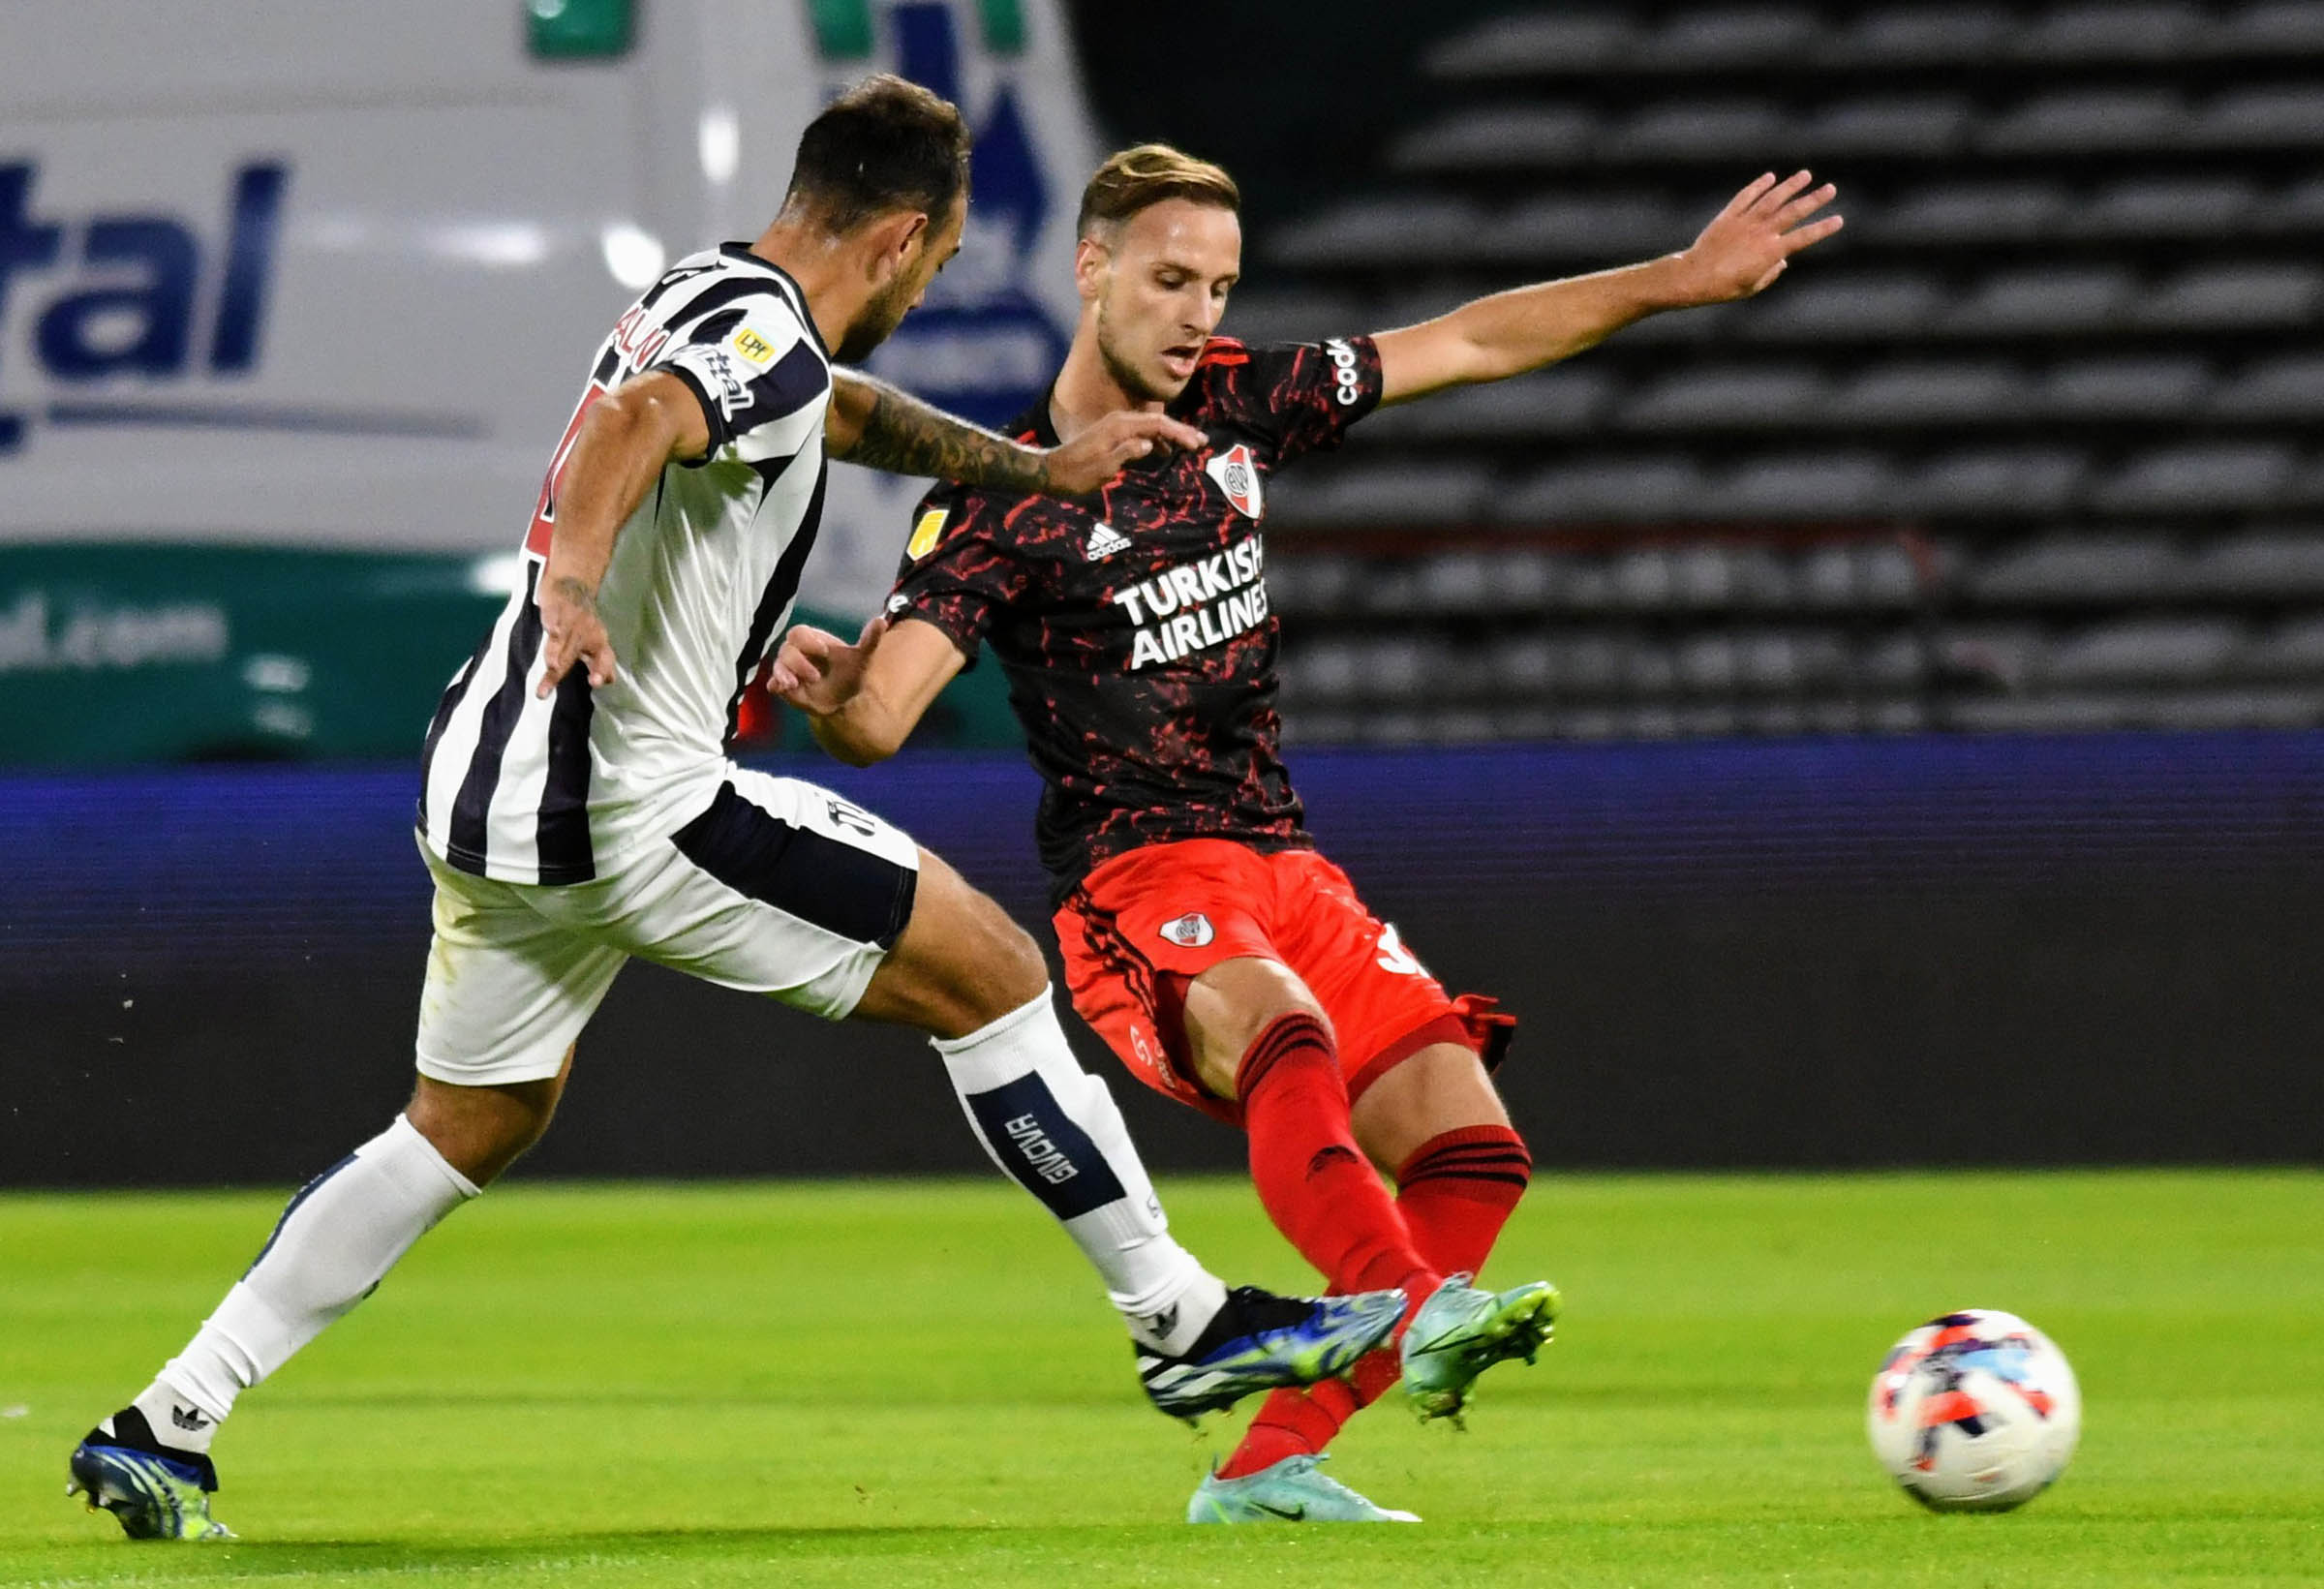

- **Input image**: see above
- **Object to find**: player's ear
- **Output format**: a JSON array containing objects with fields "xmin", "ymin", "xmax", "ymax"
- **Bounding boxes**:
[
  {"xmin": 867, "ymin": 208, "xmax": 932, "ymax": 288},
  {"xmin": 1073, "ymin": 235, "xmax": 1109, "ymax": 301}
]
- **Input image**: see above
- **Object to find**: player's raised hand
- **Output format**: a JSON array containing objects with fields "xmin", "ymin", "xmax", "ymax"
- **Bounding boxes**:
[
  {"xmin": 535, "ymin": 574, "xmax": 617, "ymax": 698},
  {"xmin": 1675, "ymin": 170, "xmax": 1845, "ymax": 304},
  {"xmin": 768, "ymin": 613, "xmax": 889, "ymax": 715},
  {"xmin": 1041, "ymin": 411, "xmax": 1208, "ymax": 497}
]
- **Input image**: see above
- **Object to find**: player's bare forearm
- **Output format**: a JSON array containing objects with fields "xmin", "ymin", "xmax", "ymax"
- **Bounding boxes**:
[
  {"xmin": 543, "ymin": 376, "xmax": 709, "ymax": 598},
  {"xmin": 828, "ymin": 371, "xmax": 1052, "ymax": 492},
  {"xmin": 1385, "ymin": 260, "xmax": 1693, "ymax": 397},
  {"xmin": 774, "ymin": 614, "xmax": 963, "ymax": 766},
  {"xmin": 1376, "ymin": 169, "xmax": 1842, "ymax": 404},
  {"xmin": 804, "ymin": 705, "xmax": 901, "ymax": 767},
  {"xmin": 827, "ymin": 372, "xmax": 1205, "ymax": 496}
]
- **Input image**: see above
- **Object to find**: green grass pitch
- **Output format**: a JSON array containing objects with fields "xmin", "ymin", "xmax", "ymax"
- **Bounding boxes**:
[{"xmin": 3, "ymin": 1171, "xmax": 2317, "ymax": 1586}]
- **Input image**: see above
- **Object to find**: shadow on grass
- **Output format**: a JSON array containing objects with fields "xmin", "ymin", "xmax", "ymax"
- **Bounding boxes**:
[{"xmin": 28, "ymin": 1522, "xmax": 1201, "ymax": 1582}]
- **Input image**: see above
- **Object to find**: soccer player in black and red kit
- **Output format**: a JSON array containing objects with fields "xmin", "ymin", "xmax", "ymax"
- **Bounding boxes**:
[{"xmin": 772, "ymin": 145, "xmax": 1842, "ymax": 1522}]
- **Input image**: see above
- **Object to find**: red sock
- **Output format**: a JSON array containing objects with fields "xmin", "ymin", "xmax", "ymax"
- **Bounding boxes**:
[
  {"xmin": 1217, "ymin": 1123, "xmax": 1531, "ymax": 1479},
  {"xmin": 1394, "ymin": 1124, "xmax": 1533, "ymax": 1277},
  {"xmin": 1237, "ymin": 1013, "xmax": 1437, "ymax": 1301}
]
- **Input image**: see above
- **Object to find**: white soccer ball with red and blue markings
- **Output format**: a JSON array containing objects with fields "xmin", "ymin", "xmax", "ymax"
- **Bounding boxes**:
[{"xmin": 1866, "ymin": 1309, "xmax": 2081, "ymax": 1512}]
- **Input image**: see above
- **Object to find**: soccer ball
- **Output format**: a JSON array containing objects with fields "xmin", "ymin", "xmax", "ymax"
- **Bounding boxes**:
[{"xmin": 1866, "ymin": 1309, "xmax": 2081, "ymax": 1512}]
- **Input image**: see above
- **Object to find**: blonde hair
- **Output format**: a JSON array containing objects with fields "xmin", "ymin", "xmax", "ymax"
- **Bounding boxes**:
[{"xmin": 1076, "ymin": 143, "xmax": 1239, "ymax": 240}]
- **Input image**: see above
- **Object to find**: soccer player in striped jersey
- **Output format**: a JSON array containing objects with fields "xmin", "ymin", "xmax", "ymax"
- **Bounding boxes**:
[
  {"xmin": 67, "ymin": 80, "xmax": 1402, "ymax": 1543},
  {"xmin": 764, "ymin": 145, "xmax": 1842, "ymax": 1522}
]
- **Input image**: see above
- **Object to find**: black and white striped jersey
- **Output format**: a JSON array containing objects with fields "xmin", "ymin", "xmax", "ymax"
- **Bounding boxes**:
[{"xmin": 418, "ymin": 245, "xmax": 834, "ymax": 885}]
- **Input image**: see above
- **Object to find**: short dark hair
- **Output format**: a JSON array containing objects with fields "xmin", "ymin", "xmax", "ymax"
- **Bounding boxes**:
[
  {"xmin": 784, "ymin": 74, "xmax": 971, "ymax": 234},
  {"xmin": 1077, "ymin": 144, "xmax": 1239, "ymax": 240}
]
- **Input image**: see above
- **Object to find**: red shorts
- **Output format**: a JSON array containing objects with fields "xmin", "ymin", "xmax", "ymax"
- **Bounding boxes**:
[{"xmin": 1054, "ymin": 839, "xmax": 1509, "ymax": 1129}]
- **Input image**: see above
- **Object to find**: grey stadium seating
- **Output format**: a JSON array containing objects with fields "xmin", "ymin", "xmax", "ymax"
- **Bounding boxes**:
[{"xmin": 1250, "ymin": 1, "xmax": 2324, "ymax": 740}]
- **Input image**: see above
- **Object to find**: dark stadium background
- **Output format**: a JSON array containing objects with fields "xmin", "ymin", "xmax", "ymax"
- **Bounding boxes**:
[{"xmin": 9, "ymin": 0, "xmax": 2324, "ymax": 1183}]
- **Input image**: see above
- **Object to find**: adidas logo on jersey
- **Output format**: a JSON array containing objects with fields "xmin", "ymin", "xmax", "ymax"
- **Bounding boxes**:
[{"xmin": 1085, "ymin": 522, "xmax": 1132, "ymax": 560}]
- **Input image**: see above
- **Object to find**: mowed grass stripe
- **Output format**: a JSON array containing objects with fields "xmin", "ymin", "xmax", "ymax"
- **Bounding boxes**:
[{"xmin": 2, "ymin": 1172, "xmax": 2317, "ymax": 1585}]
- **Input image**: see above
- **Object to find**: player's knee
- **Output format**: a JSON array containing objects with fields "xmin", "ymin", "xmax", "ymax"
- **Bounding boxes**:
[
  {"xmin": 964, "ymin": 905, "xmax": 1049, "ymax": 1020},
  {"xmin": 407, "ymin": 1071, "xmax": 563, "ymax": 1186}
]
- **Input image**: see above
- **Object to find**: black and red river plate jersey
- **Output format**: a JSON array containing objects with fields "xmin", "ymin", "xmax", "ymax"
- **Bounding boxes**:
[{"xmin": 887, "ymin": 334, "xmax": 1385, "ymax": 899}]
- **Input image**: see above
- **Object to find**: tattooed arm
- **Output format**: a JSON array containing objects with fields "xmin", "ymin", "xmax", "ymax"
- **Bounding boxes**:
[{"xmin": 826, "ymin": 370, "xmax": 1204, "ymax": 496}]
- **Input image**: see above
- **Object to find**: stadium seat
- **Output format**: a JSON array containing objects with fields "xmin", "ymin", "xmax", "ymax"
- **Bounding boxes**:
[
  {"xmin": 2287, "ymin": 454, "xmax": 2324, "ymax": 508},
  {"xmin": 2090, "ymin": 443, "xmax": 2298, "ymax": 513},
  {"xmin": 1967, "ymin": 533, "xmax": 2187, "ymax": 604},
  {"xmin": 1979, "ymin": 88, "xmax": 2191, "ymax": 154},
  {"xmin": 1936, "ymin": 622, "xmax": 2049, "ymax": 690},
  {"xmin": 2239, "ymin": 612, "xmax": 2324, "ymax": 677},
  {"xmin": 1388, "ymin": 106, "xmax": 1598, "ymax": 172},
  {"xmin": 1826, "ymin": 3, "xmax": 2018, "ymax": 65},
  {"xmin": 1947, "ymin": 694, "xmax": 2143, "ymax": 732},
  {"xmin": 1280, "ymin": 637, "xmax": 1365, "ymax": 703},
  {"xmin": 2040, "ymin": 355, "xmax": 2215, "ymax": 418},
  {"xmin": 1905, "ymin": 446, "xmax": 2089, "ymax": 514},
  {"xmin": 1267, "ymin": 551, "xmax": 1370, "ymax": 617},
  {"xmin": 1269, "ymin": 461, "xmax": 1500, "ymax": 527},
  {"xmin": 1706, "ymin": 452, "xmax": 1898, "ymax": 518},
  {"xmin": 1221, "ymin": 290, "xmax": 1376, "ymax": 347},
  {"xmin": 1488, "ymin": 633, "xmax": 1558, "ymax": 691},
  {"xmin": 1874, "ymin": 180, "xmax": 2072, "ymax": 245},
  {"xmin": 1832, "ymin": 360, "xmax": 2031, "ymax": 425},
  {"xmin": 1502, "ymin": 455, "xmax": 1710, "ymax": 522},
  {"xmin": 2215, "ymin": 1, "xmax": 2324, "ymax": 54},
  {"xmin": 1858, "ymin": 628, "xmax": 1937, "ymax": 685},
  {"xmin": 1798, "ymin": 542, "xmax": 1932, "ymax": 608},
  {"xmin": 2064, "ymin": 175, "xmax": 2263, "ymax": 237},
  {"xmin": 2187, "ymin": 531, "xmax": 2324, "ymax": 596},
  {"xmin": 1268, "ymin": 197, "xmax": 1491, "ymax": 267},
  {"xmin": 1617, "ymin": 365, "xmax": 1830, "ymax": 430},
  {"xmin": 2012, "ymin": 1, "xmax": 2208, "ymax": 61},
  {"xmin": 1942, "ymin": 266, "xmax": 2138, "ymax": 334},
  {"xmin": 2211, "ymin": 355, "xmax": 2324, "ymax": 418},
  {"xmin": 2042, "ymin": 617, "xmax": 2247, "ymax": 685},
  {"xmin": 1640, "ymin": 6, "xmax": 1824, "ymax": 68},
  {"xmin": 1802, "ymin": 95, "xmax": 1976, "ymax": 157},
  {"xmin": 1604, "ymin": 99, "xmax": 1795, "ymax": 162},
  {"xmin": 2256, "ymin": 174, "xmax": 2324, "ymax": 231},
  {"xmin": 1738, "ymin": 269, "xmax": 1949, "ymax": 340},
  {"xmin": 2133, "ymin": 263, "xmax": 2324, "ymax": 329},
  {"xmin": 1364, "ymin": 636, "xmax": 1441, "ymax": 704},
  {"xmin": 1485, "ymin": 194, "xmax": 1686, "ymax": 261},
  {"xmin": 1388, "ymin": 366, "xmax": 1623, "ymax": 439},
  {"xmin": 2187, "ymin": 84, "xmax": 2324, "ymax": 146},
  {"xmin": 1605, "ymin": 545, "xmax": 1724, "ymax": 608},
  {"xmin": 1422, "ymin": 12, "xmax": 1639, "ymax": 78}
]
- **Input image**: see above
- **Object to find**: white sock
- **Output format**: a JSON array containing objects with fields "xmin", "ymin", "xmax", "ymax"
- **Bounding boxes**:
[
  {"xmin": 934, "ymin": 990, "xmax": 1228, "ymax": 1356},
  {"xmin": 145, "ymin": 1114, "xmax": 479, "ymax": 1443}
]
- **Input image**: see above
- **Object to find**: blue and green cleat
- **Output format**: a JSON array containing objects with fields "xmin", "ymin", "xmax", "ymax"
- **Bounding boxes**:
[
  {"xmin": 1189, "ymin": 1453, "xmax": 1421, "ymax": 1523},
  {"xmin": 1138, "ymin": 1285, "xmax": 1405, "ymax": 1420},
  {"xmin": 67, "ymin": 1408, "xmax": 232, "ymax": 1541},
  {"xmin": 1400, "ymin": 1272, "xmax": 1560, "ymax": 1421}
]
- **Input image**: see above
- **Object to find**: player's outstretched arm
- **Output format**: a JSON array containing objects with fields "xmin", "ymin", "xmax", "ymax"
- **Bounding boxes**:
[
  {"xmin": 1372, "ymin": 169, "xmax": 1844, "ymax": 407},
  {"xmin": 766, "ymin": 613, "xmax": 964, "ymax": 766},
  {"xmin": 533, "ymin": 371, "xmax": 713, "ymax": 698},
  {"xmin": 827, "ymin": 370, "xmax": 1205, "ymax": 496}
]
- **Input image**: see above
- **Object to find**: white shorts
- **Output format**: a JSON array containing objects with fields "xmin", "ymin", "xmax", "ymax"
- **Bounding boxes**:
[{"xmin": 413, "ymin": 767, "xmax": 921, "ymax": 1087}]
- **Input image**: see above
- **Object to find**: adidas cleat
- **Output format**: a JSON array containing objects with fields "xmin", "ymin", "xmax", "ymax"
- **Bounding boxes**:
[
  {"xmin": 1139, "ymin": 1285, "xmax": 1405, "ymax": 1421},
  {"xmin": 1189, "ymin": 1453, "xmax": 1420, "ymax": 1523},
  {"xmin": 67, "ymin": 1410, "xmax": 231, "ymax": 1542},
  {"xmin": 1400, "ymin": 1272, "xmax": 1560, "ymax": 1422}
]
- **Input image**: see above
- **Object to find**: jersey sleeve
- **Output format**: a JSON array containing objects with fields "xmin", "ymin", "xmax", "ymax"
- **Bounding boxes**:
[
  {"xmin": 1210, "ymin": 335, "xmax": 1384, "ymax": 462},
  {"xmin": 883, "ymin": 487, "xmax": 1031, "ymax": 661},
  {"xmin": 654, "ymin": 298, "xmax": 830, "ymax": 465}
]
